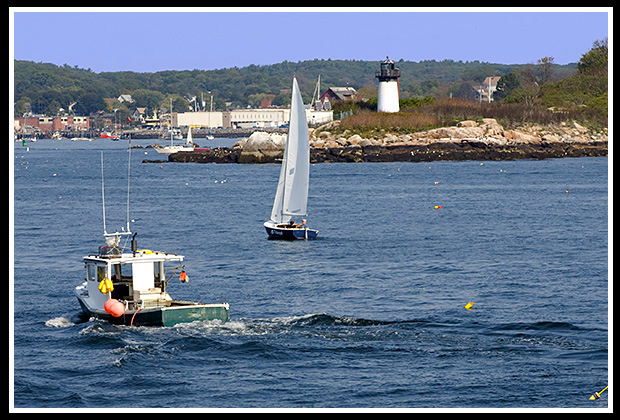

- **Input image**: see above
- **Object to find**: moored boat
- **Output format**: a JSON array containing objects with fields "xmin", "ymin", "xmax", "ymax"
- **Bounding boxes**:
[
  {"xmin": 156, "ymin": 127, "xmax": 195, "ymax": 154},
  {"xmin": 100, "ymin": 132, "xmax": 120, "ymax": 140}
]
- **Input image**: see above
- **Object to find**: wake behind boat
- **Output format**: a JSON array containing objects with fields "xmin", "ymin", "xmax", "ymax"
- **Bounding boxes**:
[{"xmin": 264, "ymin": 76, "xmax": 318, "ymax": 240}]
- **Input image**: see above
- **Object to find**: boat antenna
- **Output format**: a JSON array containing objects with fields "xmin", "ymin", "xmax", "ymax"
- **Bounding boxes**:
[
  {"xmin": 100, "ymin": 147, "xmax": 132, "ymax": 243},
  {"xmin": 101, "ymin": 151, "xmax": 107, "ymax": 235},
  {"xmin": 126, "ymin": 136, "xmax": 131, "ymax": 233}
]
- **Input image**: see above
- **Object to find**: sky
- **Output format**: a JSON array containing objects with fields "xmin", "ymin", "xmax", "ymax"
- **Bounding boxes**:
[{"xmin": 11, "ymin": 8, "xmax": 611, "ymax": 74}]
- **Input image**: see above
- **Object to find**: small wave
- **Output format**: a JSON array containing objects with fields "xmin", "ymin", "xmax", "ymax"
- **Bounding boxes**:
[
  {"xmin": 45, "ymin": 316, "xmax": 75, "ymax": 328},
  {"xmin": 45, "ymin": 312, "xmax": 91, "ymax": 328},
  {"xmin": 495, "ymin": 321, "xmax": 582, "ymax": 331},
  {"xmin": 276, "ymin": 313, "xmax": 431, "ymax": 328}
]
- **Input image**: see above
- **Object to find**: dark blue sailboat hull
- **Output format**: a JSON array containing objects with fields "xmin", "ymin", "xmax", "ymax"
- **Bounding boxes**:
[{"xmin": 265, "ymin": 226, "xmax": 319, "ymax": 240}]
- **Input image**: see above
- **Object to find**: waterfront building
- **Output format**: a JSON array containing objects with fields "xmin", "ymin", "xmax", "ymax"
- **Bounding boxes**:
[
  {"xmin": 172, "ymin": 108, "xmax": 332, "ymax": 129},
  {"xmin": 14, "ymin": 115, "xmax": 90, "ymax": 131},
  {"xmin": 172, "ymin": 111, "xmax": 224, "ymax": 129},
  {"xmin": 320, "ymin": 87, "xmax": 361, "ymax": 105}
]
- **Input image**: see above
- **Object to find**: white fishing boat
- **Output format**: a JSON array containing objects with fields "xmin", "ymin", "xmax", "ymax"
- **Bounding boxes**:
[
  {"xmin": 263, "ymin": 77, "xmax": 318, "ymax": 240},
  {"xmin": 74, "ymin": 152, "xmax": 229, "ymax": 326},
  {"xmin": 156, "ymin": 127, "xmax": 194, "ymax": 154}
]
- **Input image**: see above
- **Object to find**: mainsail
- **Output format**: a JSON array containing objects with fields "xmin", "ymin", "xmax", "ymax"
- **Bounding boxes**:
[
  {"xmin": 186, "ymin": 126, "xmax": 193, "ymax": 145},
  {"xmin": 270, "ymin": 77, "xmax": 310, "ymax": 224}
]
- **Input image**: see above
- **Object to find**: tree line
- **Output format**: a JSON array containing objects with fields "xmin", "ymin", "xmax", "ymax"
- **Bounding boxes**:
[{"xmin": 14, "ymin": 39, "xmax": 606, "ymax": 128}]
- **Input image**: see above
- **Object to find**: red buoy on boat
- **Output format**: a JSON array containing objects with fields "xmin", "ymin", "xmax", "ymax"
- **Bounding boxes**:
[{"xmin": 104, "ymin": 299, "xmax": 125, "ymax": 317}]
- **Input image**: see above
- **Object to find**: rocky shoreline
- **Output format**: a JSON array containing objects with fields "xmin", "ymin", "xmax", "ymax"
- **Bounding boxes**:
[{"xmin": 165, "ymin": 119, "xmax": 608, "ymax": 164}]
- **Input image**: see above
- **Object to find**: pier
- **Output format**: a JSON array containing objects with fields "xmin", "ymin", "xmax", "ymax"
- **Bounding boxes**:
[{"xmin": 14, "ymin": 126, "xmax": 288, "ymax": 140}]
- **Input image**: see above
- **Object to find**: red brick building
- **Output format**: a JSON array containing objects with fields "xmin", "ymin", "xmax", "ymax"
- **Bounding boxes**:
[{"xmin": 15, "ymin": 115, "xmax": 90, "ymax": 131}]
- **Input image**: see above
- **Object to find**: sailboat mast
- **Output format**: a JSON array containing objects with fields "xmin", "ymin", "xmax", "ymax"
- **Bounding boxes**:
[{"xmin": 279, "ymin": 131, "xmax": 290, "ymax": 222}]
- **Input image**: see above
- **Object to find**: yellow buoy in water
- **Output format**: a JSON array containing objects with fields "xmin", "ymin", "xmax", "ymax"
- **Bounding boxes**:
[
  {"xmin": 464, "ymin": 302, "xmax": 475, "ymax": 310},
  {"xmin": 589, "ymin": 385, "xmax": 608, "ymax": 400}
]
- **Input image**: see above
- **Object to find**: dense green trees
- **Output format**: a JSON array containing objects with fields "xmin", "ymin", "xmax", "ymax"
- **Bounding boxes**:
[
  {"xmin": 485, "ymin": 39, "xmax": 608, "ymax": 126},
  {"xmin": 12, "ymin": 58, "xmax": 541, "ymax": 116},
  {"xmin": 13, "ymin": 39, "xmax": 606, "ymax": 127}
]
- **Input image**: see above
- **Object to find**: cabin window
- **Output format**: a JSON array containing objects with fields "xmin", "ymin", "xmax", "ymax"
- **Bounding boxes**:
[
  {"xmin": 154, "ymin": 261, "xmax": 164, "ymax": 287},
  {"xmin": 110, "ymin": 262, "xmax": 132, "ymax": 300},
  {"xmin": 86, "ymin": 263, "xmax": 97, "ymax": 282},
  {"xmin": 97, "ymin": 265, "xmax": 106, "ymax": 282},
  {"xmin": 111, "ymin": 262, "xmax": 132, "ymax": 282},
  {"xmin": 86, "ymin": 262, "xmax": 108, "ymax": 283}
]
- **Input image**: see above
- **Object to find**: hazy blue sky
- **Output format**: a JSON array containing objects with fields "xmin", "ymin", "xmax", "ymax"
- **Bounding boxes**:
[{"xmin": 11, "ymin": 8, "xmax": 610, "ymax": 73}]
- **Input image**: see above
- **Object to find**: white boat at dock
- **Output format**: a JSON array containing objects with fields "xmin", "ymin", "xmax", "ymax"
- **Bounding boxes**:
[{"xmin": 156, "ymin": 127, "xmax": 195, "ymax": 154}]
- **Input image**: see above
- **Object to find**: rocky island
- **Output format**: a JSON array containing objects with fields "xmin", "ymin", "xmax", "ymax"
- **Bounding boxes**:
[{"xmin": 167, "ymin": 118, "xmax": 607, "ymax": 164}]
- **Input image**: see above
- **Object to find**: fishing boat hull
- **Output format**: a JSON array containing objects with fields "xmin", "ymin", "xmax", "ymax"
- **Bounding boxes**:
[
  {"xmin": 264, "ymin": 221, "xmax": 318, "ymax": 240},
  {"xmin": 75, "ymin": 286, "xmax": 229, "ymax": 327}
]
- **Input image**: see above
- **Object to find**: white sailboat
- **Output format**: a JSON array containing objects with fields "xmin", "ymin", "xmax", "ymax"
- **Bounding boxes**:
[
  {"xmin": 263, "ymin": 77, "xmax": 318, "ymax": 240},
  {"xmin": 156, "ymin": 127, "xmax": 195, "ymax": 154}
]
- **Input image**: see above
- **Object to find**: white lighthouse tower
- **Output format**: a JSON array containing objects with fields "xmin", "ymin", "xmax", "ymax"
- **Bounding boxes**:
[{"xmin": 375, "ymin": 56, "xmax": 400, "ymax": 113}]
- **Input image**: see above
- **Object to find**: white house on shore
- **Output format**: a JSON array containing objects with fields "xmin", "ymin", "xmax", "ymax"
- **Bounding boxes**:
[{"xmin": 477, "ymin": 76, "xmax": 502, "ymax": 103}]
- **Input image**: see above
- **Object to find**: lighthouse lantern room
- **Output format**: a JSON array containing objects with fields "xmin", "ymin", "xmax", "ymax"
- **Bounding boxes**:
[{"xmin": 375, "ymin": 56, "xmax": 400, "ymax": 113}]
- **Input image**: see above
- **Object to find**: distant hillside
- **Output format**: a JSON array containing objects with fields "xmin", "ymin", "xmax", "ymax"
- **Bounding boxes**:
[{"xmin": 14, "ymin": 58, "xmax": 577, "ymax": 116}]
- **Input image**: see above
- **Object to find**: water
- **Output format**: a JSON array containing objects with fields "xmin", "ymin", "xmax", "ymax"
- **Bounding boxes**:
[{"xmin": 12, "ymin": 138, "xmax": 609, "ymax": 409}]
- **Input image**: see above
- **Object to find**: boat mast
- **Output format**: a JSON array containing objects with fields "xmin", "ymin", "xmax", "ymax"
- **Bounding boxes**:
[
  {"xmin": 312, "ymin": 74, "xmax": 321, "ymax": 108},
  {"xmin": 279, "ymin": 129, "xmax": 290, "ymax": 223},
  {"xmin": 126, "ymin": 138, "xmax": 131, "ymax": 233},
  {"xmin": 101, "ymin": 152, "xmax": 107, "ymax": 235},
  {"xmin": 100, "ymin": 148, "xmax": 132, "ymax": 242}
]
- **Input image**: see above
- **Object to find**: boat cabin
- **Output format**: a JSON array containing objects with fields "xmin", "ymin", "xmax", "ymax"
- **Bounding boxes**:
[{"xmin": 83, "ymin": 246, "xmax": 185, "ymax": 311}]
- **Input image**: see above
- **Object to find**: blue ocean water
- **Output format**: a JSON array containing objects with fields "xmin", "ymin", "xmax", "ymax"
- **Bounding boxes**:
[{"xmin": 12, "ymin": 138, "xmax": 608, "ymax": 409}]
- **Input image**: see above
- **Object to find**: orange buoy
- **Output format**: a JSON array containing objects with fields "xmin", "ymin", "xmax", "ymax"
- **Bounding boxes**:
[
  {"xmin": 180, "ymin": 270, "xmax": 188, "ymax": 283},
  {"xmin": 104, "ymin": 299, "xmax": 125, "ymax": 317}
]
